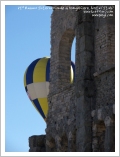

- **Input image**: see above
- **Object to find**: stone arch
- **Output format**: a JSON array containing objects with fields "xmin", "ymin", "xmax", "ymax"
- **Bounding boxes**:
[{"xmin": 58, "ymin": 29, "xmax": 75, "ymax": 87}]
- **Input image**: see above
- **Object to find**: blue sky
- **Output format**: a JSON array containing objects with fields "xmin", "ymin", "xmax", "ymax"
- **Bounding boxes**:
[{"xmin": 5, "ymin": 5, "xmax": 76, "ymax": 152}]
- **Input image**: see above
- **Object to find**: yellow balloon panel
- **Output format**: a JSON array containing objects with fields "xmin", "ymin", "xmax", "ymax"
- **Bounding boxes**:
[
  {"xmin": 33, "ymin": 58, "xmax": 48, "ymax": 83},
  {"xmin": 38, "ymin": 98, "xmax": 48, "ymax": 117},
  {"xmin": 24, "ymin": 68, "xmax": 28, "ymax": 87},
  {"xmin": 70, "ymin": 65, "xmax": 73, "ymax": 83}
]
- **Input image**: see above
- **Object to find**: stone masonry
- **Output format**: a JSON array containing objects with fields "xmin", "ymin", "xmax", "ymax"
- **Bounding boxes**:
[
  {"xmin": 29, "ymin": 5, "xmax": 115, "ymax": 152},
  {"xmin": 29, "ymin": 135, "xmax": 46, "ymax": 152}
]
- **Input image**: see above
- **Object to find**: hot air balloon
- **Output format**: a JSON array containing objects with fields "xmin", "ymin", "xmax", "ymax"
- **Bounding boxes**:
[{"xmin": 24, "ymin": 57, "xmax": 75, "ymax": 122}]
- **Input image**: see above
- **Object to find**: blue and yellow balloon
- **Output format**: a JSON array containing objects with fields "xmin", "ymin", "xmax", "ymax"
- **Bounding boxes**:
[{"xmin": 24, "ymin": 57, "xmax": 75, "ymax": 122}]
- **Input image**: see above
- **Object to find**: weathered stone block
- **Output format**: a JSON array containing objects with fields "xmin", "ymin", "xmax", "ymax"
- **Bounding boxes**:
[
  {"xmin": 104, "ymin": 126, "xmax": 115, "ymax": 152},
  {"xmin": 104, "ymin": 116, "xmax": 114, "ymax": 127},
  {"xmin": 78, "ymin": 22, "xmax": 94, "ymax": 37},
  {"xmin": 79, "ymin": 35, "xmax": 93, "ymax": 52},
  {"xmin": 29, "ymin": 135, "xmax": 46, "ymax": 152}
]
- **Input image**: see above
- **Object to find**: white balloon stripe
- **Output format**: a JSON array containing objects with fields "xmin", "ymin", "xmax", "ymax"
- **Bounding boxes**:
[{"xmin": 27, "ymin": 82, "xmax": 49, "ymax": 100}]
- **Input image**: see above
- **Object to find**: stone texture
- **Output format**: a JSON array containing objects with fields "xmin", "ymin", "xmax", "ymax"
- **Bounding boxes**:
[
  {"xmin": 29, "ymin": 135, "xmax": 46, "ymax": 152},
  {"xmin": 28, "ymin": 5, "xmax": 115, "ymax": 152}
]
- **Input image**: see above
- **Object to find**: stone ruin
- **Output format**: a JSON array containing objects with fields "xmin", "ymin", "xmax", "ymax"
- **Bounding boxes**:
[{"xmin": 29, "ymin": 5, "xmax": 115, "ymax": 152}]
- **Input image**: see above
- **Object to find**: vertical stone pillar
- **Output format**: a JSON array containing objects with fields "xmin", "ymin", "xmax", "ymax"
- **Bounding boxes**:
[
  {"xmin": 104, "ymin": 126, "xmax": 115, "ymax": 151},
  {"xmin": 104, "ymin": 116, "xmax": 115, "ymax": 152},
  {"xmin": 46, "ymin": 7, "xmax": 77, "ymax": 152},
  {"xmin": 75, "ymin": 10, "xmax": 94, "ymax": 151}
]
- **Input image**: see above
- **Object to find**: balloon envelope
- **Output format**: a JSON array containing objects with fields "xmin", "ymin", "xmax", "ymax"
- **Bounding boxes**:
[{"xmin": 24, "ymin": 57, "xmax": 75, "ymax": 121}]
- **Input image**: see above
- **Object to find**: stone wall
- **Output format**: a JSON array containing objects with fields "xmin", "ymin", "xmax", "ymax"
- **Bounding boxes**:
[
  {"xmin": 91, "ymin": 104, "xmax": 115, "ymax": 151},
  {"xmin": 94, "ymin": 7, "xmax": 115, "ymax": 109},
  {"xmin": 91, "ymin": 6, "xmax": 115, "ymax": 152},
  {"xmin": 49, "ymin": 6, "xmax": 77, "ymax": 93},
  {"xmin": 29, "ymin": 5, "xmax": 115, "ymax": 152},
  {"xmin": 75, "ymin": 7, "xmax": 95, "ymax": 152},
  {"xmin": 45, "ymin": 7, "xmax": 77, "ymax": 152},
  {"xmin": 46, "ymin": 85, "xmax": 76, "ymax": 151},
  {"xmin": 29, "ymin": 135, "xmax": 46, "ymax": 152}
]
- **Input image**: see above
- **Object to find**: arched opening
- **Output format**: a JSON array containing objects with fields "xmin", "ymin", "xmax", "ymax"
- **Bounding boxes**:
[
  {"xmin": 71, "ymin": 37, "xmax": 76, "ymax": 83},
  {"xmin": 71, "ymin": 37, "xmax": 76, "ymax": 64},
  {"xmin": 59, "ymin": 29, "xmax": 75, "ymax": 87}
]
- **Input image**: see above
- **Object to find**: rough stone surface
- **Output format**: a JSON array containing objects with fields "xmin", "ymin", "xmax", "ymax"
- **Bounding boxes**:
[
  {"xmin": 28, "ymin": 5, "xmax": 115, "ymax": 152},
  {"xmin": 29, "ymin": 135, "xmax": 46, "ymax": 152}
]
